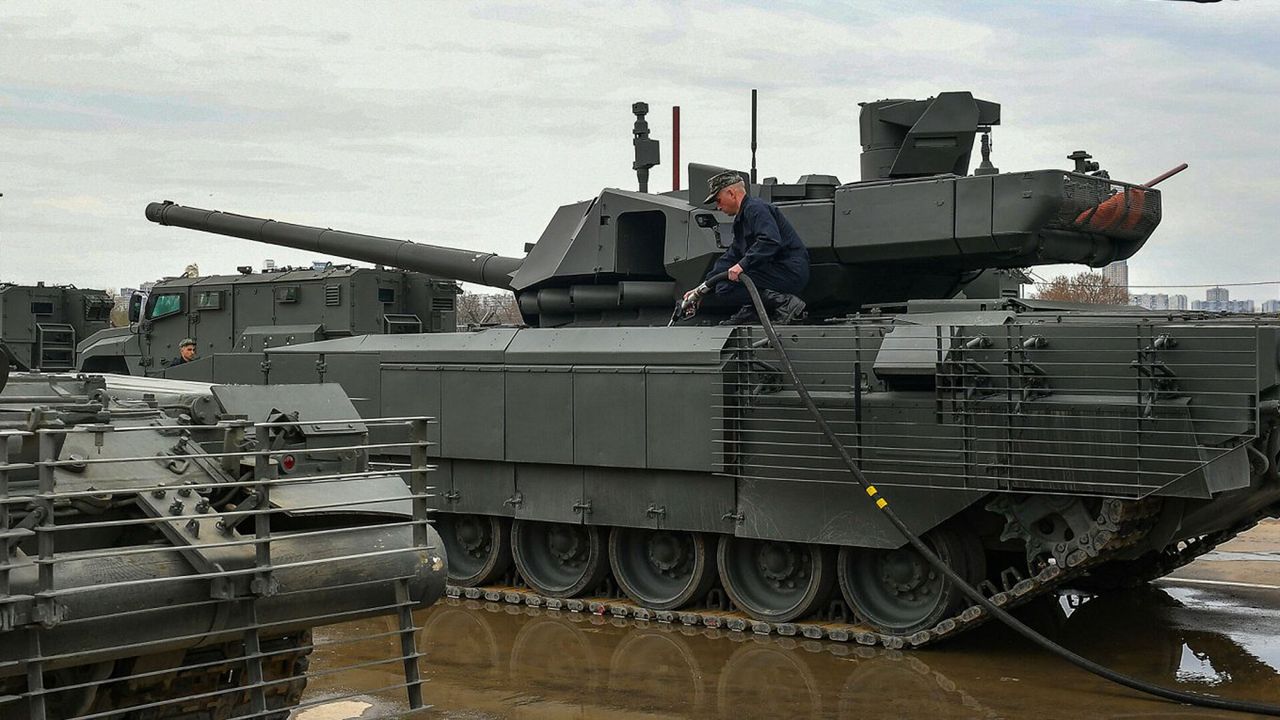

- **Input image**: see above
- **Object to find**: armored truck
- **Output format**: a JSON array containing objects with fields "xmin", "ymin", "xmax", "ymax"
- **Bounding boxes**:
[
  {"xmin": 0, "ymin": 283, "xmax": 112, "ymax": 371},
  {"xmin": 77, "ymin": 265, "xmax": 460, "ymax": 377},
  {"xmin": 136, "ymin": 92, "xmax": 1280, "ymax": 648}
]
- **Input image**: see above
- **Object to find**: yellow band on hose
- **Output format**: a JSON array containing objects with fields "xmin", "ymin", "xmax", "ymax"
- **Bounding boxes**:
[
  {"xmin": 865, "ymin": 486, "xmax": 878, "ymax": 497},
  {"xmin": 876, "ymin": 498, "xmax": 888, "ymax": 509}
]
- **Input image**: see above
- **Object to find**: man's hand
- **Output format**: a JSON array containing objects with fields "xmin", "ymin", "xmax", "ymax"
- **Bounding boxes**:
[
  {"xmin": 728, "ymin": 263, "xmax": 744, "ymax": 282},
  {"xmin": 679, "ymin": 284, "xmax": 709, "ymax": 320}
]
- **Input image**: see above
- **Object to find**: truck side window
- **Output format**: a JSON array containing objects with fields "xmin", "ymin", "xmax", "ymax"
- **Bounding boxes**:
[
  {"xmin": 149, "ymin": 294, "xmax": 183, "ymax": 319},
  {"xmin": 85, "ymin": 300, "xmax": 112, "ymax": 321},
  {"xmin": 196, "ymin": 291, "xmax": 223, "ymax": 310}
]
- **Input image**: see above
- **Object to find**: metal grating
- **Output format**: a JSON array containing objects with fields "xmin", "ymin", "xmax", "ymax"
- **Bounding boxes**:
[
  {"xmin": 1055, "ymin": 174, "xmax": 1162, "ymax": 242},
  {"xmin": 716, "ymin": 320, "xmax": 1261, "ymax": 500},
  {"xmin": 324, "ymin": 284, "xmax": 342, "ymax": 306},
  {"xmin": 0, "ymin": 380, "xmax": 440, "ymax": 719}
]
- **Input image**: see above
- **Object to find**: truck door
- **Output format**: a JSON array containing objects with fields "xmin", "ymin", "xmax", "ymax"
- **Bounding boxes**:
[
  {"xmin": 142, "ymin": 289, "xmax": 189, "ymax": 371},
  {"xmin": 191, "ymin": 286, "xmax": 234, "ymax": 360}
]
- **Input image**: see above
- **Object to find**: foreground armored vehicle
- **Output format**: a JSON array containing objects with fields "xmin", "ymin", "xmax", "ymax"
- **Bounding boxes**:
[
  {"xmin": 0, "ymin": 283, "xmax": 113, "ymax": 371},
  {"xmin": 0, "ymin": 363, "xmax": 446, "ymax": 718},
  {"xmin": 77, "ymin": 265, "xmax": 460, "ymax": 377},
  {"xmin": 140, "ymin": 92, "xmax": 1280, "ymax": 648}
]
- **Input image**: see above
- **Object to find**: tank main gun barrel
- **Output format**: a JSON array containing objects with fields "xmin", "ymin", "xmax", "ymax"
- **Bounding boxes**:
[{"xmin": 145, "ymin": 201, "xmax": 524, "ymax": 290}]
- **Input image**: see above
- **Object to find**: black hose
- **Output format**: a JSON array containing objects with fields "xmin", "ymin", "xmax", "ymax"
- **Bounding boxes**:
[{"xmin": 736, "ymin": 272, "xmax": 1280, "ymax": 717}]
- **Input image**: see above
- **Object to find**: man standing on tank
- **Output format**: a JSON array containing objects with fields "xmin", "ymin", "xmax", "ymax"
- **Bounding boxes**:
[{"xmin": 691, "ymin": 171, "xmax": 809, "ymax": 325}]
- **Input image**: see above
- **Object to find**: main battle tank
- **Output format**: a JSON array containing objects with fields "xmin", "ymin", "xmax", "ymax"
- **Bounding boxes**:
[
  {"xmin": 0, "ymin": 360, "xmax": 446, "ymax": 718},
  {"xmin": 139, "ymin": 92, "xmax": 1280, "ymax": 648}
]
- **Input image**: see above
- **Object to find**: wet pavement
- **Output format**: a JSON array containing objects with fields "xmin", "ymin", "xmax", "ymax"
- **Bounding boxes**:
[{"xmin": 294, "ymin": 521, "xmax": 1280, "ymax": 720}]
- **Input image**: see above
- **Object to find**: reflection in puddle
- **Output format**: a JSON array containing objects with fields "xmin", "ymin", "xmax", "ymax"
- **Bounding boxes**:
[
  {"xmin": 299, "ymin": 584, "xmax": 1280, "ymax": 719},
  {"xmin": 1046, "ymin": 585, "xmax": 1280, "ymax": 690},
  {"xmin": 1177, "ymin": 644, "xmax": 1228, "ymax": 686},
  {"xmin": 609, "ymin": 628, "xmax": 707, "ymax": 711},
  {"xmin": 716, "ymin": 642, "xmax": 822, "ymax": 717}
]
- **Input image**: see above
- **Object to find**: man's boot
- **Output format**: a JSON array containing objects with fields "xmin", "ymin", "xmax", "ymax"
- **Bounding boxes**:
[
  {"xmin": 719, "ymin": 304, "xmax": 759, "ymax": 326},
  {"xmin": 763, "ymin": 290, "xmax": 806, "ymax": 324}
]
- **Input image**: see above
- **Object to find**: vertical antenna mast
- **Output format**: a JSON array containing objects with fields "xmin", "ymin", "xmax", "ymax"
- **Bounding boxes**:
[
  {"xmin": 672, "ymin": 106, "xmax": 681, "ymax": 192},
  {"xmin": 750, "ymin": 89, "xmax": 758, "ymax": 185},
  {"xmin": 631, "ymin": 102, "xmax": 660, "ymax": 193}
]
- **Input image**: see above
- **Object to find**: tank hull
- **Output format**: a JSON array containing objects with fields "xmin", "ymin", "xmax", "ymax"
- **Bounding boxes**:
[{"xmin": 179, "ymin": 314, "xmax": 1280, "ymax": 643}]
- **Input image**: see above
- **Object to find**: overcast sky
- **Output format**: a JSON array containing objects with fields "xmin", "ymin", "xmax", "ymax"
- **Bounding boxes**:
[{"xmin": 2, "ymin": 1, "xmax": 1277, "ymax": 301}]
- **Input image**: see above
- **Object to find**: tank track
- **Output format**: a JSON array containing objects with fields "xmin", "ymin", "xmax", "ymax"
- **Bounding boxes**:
[
  {"xmin": 83, "ymin": 631, "xmax": 311, "ymax": 720},
  {"xmin": 1075, "ymin": 514, "xmax": 1269, "ymax": 592},
  {"xmin": 446, "ymin": 499, "xmax": 1160, "ymax": 649}
]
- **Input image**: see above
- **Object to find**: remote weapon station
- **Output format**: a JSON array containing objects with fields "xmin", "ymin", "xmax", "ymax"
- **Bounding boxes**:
[{"xmin": 140, "ymin": 93, "xmax": 1278, "ymax": 652}]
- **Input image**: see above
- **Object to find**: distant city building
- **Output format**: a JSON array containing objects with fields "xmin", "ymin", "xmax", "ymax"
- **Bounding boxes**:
[
  {"xmin": 1263, "ymin": 300, "xmax": 1280, "ymax": 314},
  {"xmin": 263, "ymin": 259, "xmax": 277, "ymax": 271},
  {"xmin": 1100, "ymin": 260, "xmax": 1129, "ymax": 291},
  {"xmin": 1130, "ymin": 293, "xmax": 1191, "ymax": 311},
  {"xmin": 1130, "ymin": 293, "xmax": 1161, "ymax": 310},
  {"xmin": 1192, "ymin": 286, "xmax": 1253, "ymax": 312},
  {"xmin": 1132, "ymin": 293, "xmax": 1168, "ymax": 310},
  {"xmin": 1192, "ymin": 299, "xmax": 1255, "ymax": 313}
]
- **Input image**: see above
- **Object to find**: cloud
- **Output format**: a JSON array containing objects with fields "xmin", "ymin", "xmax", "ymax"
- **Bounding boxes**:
[{"xmin": 0, "ymin": 0, "xmax": 1276, "ymax": 303}]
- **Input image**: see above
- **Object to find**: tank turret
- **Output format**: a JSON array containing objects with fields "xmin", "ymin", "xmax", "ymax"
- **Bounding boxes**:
[{"xmin": 146, "ymin": 92, "xmax": 1162, "ymax": 326}]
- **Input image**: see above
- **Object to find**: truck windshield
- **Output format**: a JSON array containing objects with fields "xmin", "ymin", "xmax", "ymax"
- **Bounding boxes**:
[{"xmin": 149, "ymin": 294, "xmax": 183, "ymax": 319}]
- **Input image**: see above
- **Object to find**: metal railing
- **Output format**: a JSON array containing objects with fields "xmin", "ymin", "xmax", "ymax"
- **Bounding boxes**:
[{"xmin": 0, "ymin": 411, "xmax": 439, "ymax": 719}]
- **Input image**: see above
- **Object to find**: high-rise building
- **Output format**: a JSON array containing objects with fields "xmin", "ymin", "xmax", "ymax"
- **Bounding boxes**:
[
  {"xmin": 1101, "ymin": 260, "xmax": 1129, "ymax": 291},
  {"xmin": 1171, "ymin": 294, "xmax": 1188, "ymax": 311},
  {"xmin": 1206, "ymin": 286, "xmax": 1229, "ymax": 303},
  {"xmin": 1263, "ymin": 299, "xmax": 1280, "ymax": 314}
]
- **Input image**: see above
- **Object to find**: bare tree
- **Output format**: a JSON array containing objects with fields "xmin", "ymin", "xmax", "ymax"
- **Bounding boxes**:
[
  {"xmin": 110, "ymin": 294, "xmax": 131, "ymax": 327},
  {"xmin": 1034, "ymin": 272, "xmax": 1129, "ymax": 305},
  {"xmin": 456, "ymin": 291, "xmax": 522, "ymax": 326}
]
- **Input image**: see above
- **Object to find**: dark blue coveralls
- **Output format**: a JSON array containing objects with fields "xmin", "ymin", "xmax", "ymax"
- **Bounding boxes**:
[{"xmin": 705, "ymin": 195, "xmax": 810, "ymax": 305}]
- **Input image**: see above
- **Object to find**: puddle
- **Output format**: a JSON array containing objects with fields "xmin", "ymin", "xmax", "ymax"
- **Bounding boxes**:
[{"xmin": 299, "ymin": 584, "xmax": 1280, "ymax": 719}]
